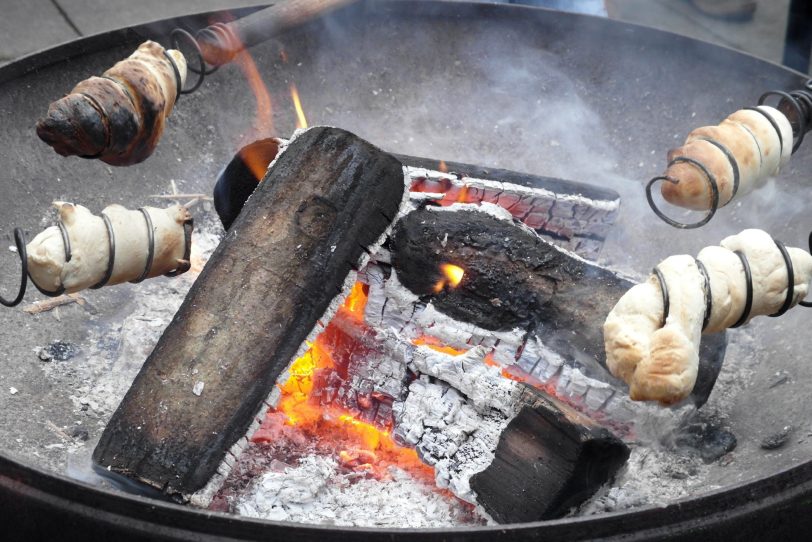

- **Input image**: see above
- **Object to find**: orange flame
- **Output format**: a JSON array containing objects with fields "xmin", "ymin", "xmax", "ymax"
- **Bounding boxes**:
[
  {"xmin": 264, "ymin": 282, "xmax": 432, "ymax": 479},
  {"xmin": 438, "ymin": 160, "xmax": 448, "ymax": 173},
  {"xmin": 233, "ymin": 50, "xmax": 274, "ymax": 137},
  {"xmin": 434, "ymin": 263, "xmax": 465, "ymax": 292},
  {"xmin": 290, "ymin": 83, "xmax": 309, "ymax": 130}
]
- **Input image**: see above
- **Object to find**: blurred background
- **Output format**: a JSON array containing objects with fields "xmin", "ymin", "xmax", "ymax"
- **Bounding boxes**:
[
  {"xmin": 0, "ymin": 0, "xmax": 809, "ymax": 73},
  {"xmin": 0, "ymin": 0, "xmax": 812, "ymax": 73}
]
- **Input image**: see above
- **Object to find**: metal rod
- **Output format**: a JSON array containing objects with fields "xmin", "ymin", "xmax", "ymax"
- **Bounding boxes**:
[{"xmin": 196, "ymin": 0, "xmax": 358, "ymax": 67}]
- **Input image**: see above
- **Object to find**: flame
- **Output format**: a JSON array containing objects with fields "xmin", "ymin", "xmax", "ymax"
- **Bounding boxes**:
[
  {"xmin": 441, "ymin": 263, "xmax": 465, "ymax": 287},
  {"xmin": 438, "ymin": 160, "xmax": 448, "ymax": 173},
  {"xmin": 290, "ymin": 83, "xmax": 309, "ymax": 130},
  {"xmin": 263, "ymin": 281, "xmax": 432, "ymax": 479},
  {"xmin": 434, "ymin": 263, "xmax": 465, "ymax": 292},
  {"xmin": 233, "ymin": 50, "xmax": 274, "ymax": 136},
  {"xmin": 342, "ymin": 281, "xmax": 369, "ymax": 323}
]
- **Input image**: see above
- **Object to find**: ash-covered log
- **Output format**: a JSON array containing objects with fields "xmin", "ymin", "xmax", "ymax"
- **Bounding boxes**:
[
  {"xmin": 93, "ymin": 127, "xmax": 405, "ymax": 497},
  {"xmin": 390, "ymin": 205, "xmax": 726, "ymax": 406},
  {"xmin": 213, "ymin": 140, "xmax": 621, "ymax": 260},
  {"xmin": 470, "ymin": 383, "xmax": 630, "ymax": 522}
]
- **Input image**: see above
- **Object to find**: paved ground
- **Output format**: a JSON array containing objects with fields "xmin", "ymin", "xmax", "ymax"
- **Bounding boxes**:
[{"xmin": 0, "ymin": 0, "xmax": 806, "ymax": 72}]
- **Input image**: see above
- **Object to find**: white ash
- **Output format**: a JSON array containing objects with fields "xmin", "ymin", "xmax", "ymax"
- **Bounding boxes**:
[
  {"xmin": 579, "ymin": 445, "xmax": 711, "ymax": 515},
  {"xmin": 393, "ymin": 376, "xmax": 511, "ymax": 502},
  {"xmin": 235, "ymin": 455, "xmax": 481, "ymax": 527},
  {"xmin": 363, "ymin": 265, "xmax": 663, "ymax": 428},
  {"xmin": 312, "ymin": 314, "xmax": 520, "ymax": 505},
  {"xmin": 408, "ymin": 345, "xmax": 520, "ymax": 417},
  {"xmin": 406, "ymin": 165, "xmax": 620, "ymax": 215},
  {"xmin": 404, "ymin": 165, "xmax": 620, "ymax": 259}
]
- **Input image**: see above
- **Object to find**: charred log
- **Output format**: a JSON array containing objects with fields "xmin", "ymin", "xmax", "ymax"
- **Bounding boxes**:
[
  {"xmin": 213, "ymin": 138, "xmax": 281, "ymax": 230},
  {"xmin": 93, "ymin": 127, "xmax": 405, "ymax": 497},
  {"xmin": 390, "ymin": 206, "xmax": 726, "ymax": 406},
  {"xmin": 470, "ymin": 383, "xmax": 630, "ymax": 522},
  {"xmin": 213, "ymin": 140, "xmax": 621, "ymax": 259}
]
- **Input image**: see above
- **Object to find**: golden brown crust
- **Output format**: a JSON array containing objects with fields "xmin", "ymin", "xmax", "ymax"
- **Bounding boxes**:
[
  {"xmin": 36, "ymin": 41, "xmax": 186, "ymax": 166},
  {"xmin": 662, "ymin": 140, "xmax": 734, "ymax": 210}
]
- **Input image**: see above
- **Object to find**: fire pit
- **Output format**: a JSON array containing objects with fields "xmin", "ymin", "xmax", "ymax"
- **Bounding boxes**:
[{"xmin": 1, "ymin": 1, "xmax": 812, "ymax": 540}]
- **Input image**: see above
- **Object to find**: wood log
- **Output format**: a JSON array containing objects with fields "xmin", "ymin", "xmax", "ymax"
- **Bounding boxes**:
[
  {"xmin": 212, "ymin": 139, "xmax": 621, "ymax": 259},
  {"xmin": 390, "ymin": 206, "xmax": 727, "ymax": 406},
  {"xmin": 470, "ymin": 382, "xmax": 630, "ymax": 522},
  {"xmin": 93, "ymin": 127, "xmax": 405, "ymax": 497}
]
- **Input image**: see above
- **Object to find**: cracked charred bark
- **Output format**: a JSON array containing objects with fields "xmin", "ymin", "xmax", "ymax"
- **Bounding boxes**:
[{"xmin": 93, "ymin": 127, "xmax": 405, "ymax": 497}]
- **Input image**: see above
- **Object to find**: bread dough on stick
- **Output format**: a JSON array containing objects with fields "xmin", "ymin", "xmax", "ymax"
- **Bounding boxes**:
[
  {"xmin": 659, "ymin": 107, "xmax": 792, "ymax": 212},
  {"xmin": 26, "ymin": 202, "xmax": 192, "ymax": 294},
  {"xmin": 36, "ymin": 41, "xmax": 187, "ymax": 166},
  {"xmin": 605, "ymin": 229, "xmax": 812, "ymax": 404}
]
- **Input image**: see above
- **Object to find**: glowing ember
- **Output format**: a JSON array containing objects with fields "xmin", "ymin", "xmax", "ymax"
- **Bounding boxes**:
[
  {"xmin": 434, "ymin": 263, "xmax": 465, "ymax": 292},
  {"xmin": 258, "ymin": 282, "xmax": 433, "ymax": 480},
  {"xmin": 412, "ymin": 334, "xmax": 528, "ymax": 384},
  {"xmin": 290, "ymin": 83, "xmax": 309, "ymax": 130},
  {"xmin": 412, "ymin": 335, "xmax": 468, "ymax": 356}
]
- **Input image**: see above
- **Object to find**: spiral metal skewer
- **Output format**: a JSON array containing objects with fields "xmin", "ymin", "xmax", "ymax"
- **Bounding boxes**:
[
  {"xmin": 647, "ymin": 79, "xmax": 812, "ymax": 229},
  {"xmin": 1, "ymin": 211, "xmax": 192, "ymax": 308},
  {"xmin": 655, "ymin": 233, "xmax": 812, "ymax": 331}
]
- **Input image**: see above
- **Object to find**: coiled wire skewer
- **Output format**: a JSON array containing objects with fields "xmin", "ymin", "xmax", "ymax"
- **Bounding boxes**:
[
  {"xmin": 647, "ymin": 79, "xmax": 812, "ymax": 229},
  {"xmin": 653, "ymin": 232, "xmax": 812, "ymax": 329},
  {"xmin": 0, "ymin": 211, "xmax": 192, "ymax": 308}
]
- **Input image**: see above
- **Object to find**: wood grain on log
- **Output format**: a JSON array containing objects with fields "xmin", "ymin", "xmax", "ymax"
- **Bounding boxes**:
[
  {"xmin": 470, "ymin": 383, "xmax": 629, "ymax": 522},
  {"xmin": 390, "ymin": 207, "xmax": 726, "ymax": 406},
  {"xmin": 93, "ymin": 127, "xmax": 405, "ymax": 497}
]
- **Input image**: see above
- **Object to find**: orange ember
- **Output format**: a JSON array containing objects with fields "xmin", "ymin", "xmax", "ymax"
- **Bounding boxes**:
[
  {"xmin": 412, "ymin": 335, "xmax": 526, "ymax": 383},
  {"xmin": 266, "ymin": 281, "xmax": 431, "ymax": 478},
  {"xmin": 290, "ymin": 83, "xmax": 309, "ymax": 130},
  {"xmin": 413, "ymin": 335, "xmax": 468, "ymax": 356}
]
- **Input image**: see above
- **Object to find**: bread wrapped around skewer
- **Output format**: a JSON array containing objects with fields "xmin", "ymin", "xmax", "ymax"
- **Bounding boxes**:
[
  {"xmin": 26, "ymin": 202, "xmax": 192, "ymax": 295},
  {"xmin": 36, "ymin": 41, "xmax": 187, "ymax": 166},
  {"xmin": 604, "ymin": 229, "xmax": 812, "ymax": 404},
  {"xmin": 660, "ymin": 106, "xmax": 792, "ymax": 210}
]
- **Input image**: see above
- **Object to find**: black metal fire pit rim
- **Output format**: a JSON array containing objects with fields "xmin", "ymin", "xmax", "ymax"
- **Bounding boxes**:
[
  {"xmin": 4, "ymin": 447, "xmax": 812, "ymax": 541},
  {"xmin": 0, "ymin": 3, "xmax": 271, "ymax": 86},
  {"xmin": 2, "ymin": 2, "xmax": 812, "ymax": 540}
]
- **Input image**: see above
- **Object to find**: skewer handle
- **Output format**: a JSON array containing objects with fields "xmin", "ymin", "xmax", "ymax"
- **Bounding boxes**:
[{"xmin": 196, "ymin": 0, "xmax": 357, "ymax": 67}]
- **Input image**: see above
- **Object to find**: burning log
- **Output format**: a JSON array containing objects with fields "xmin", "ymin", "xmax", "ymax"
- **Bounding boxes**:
[
  {"xmin": 213, "ymin": 140, "xmax": 621, "ymax": 260},
  {"xmin": 93, "ymin": 127, "xmax": 406, "ymax": 497},
  {"xmin": 389, "ymin": 205, "xmax": 727, "ymax": 407},
  {"xmin": 237, "ymin": 298, "xmax": 629, "ymax": 523}
]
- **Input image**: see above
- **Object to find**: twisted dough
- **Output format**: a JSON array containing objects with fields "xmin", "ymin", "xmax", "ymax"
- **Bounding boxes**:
[
  {"xmin": 661, "ymin": 106, "xmax": 792, "ymax": 211},
  {"xmin": 604, "ymin": 229, "xmax": 812, "ymax": 404},
  {"xmin": 26, "ymin": 202, "xmax": 192, "ymax": 294},
  {"xmin": 36, "ymin": 41, "xmax": 187, "ymax": 166}
]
